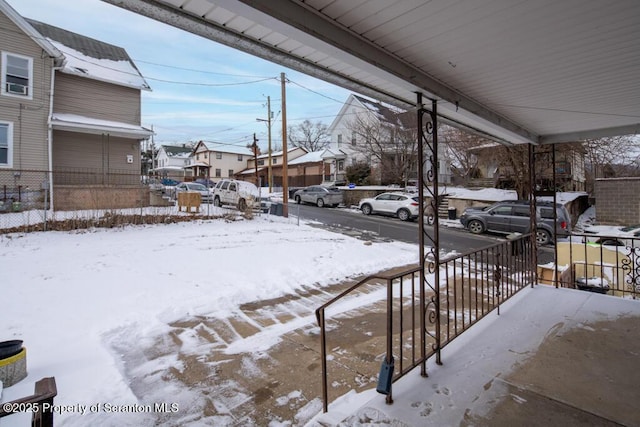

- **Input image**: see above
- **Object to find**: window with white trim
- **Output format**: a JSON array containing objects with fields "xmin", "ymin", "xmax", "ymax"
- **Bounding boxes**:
[
  {"xmin": 1, "ymin": 52, "xmax": 33, "ymax": 99},
  {"xmin": 0, "ymin": 122, "xmax": 12, "ymax": 167}
]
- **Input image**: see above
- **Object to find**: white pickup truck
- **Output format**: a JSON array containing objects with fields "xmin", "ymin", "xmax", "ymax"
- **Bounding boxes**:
[{"xmin": 213, "ymin": 179, "xmax": 270, "ymax": 212}]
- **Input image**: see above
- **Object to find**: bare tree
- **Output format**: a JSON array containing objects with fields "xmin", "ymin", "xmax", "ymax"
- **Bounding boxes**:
[
  {"xmin": 287, "ymin": 120, "xmax": 330, "ymax": 152},
  {"xmin": 440, "ymin": 125, "xmax": 484, "ymax": 184},
  {"xmin": 346, "ymin": 111, "xmax": 418, "ymax": 185},
  {"xmin": 583, "ymin": 135, "xmax": 638, "ymax": 178}
]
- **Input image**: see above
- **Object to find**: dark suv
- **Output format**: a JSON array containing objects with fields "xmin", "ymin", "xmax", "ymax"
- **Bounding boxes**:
[{"xmin": 459, "ymin": 200, "xmax": 571, "ymax": 245}]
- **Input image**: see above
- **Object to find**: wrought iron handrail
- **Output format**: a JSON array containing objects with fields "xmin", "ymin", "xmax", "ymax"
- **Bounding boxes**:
[
  {"xmin": 315, "ymin": 234, "xmax": 535, "ymax": 412},
  {"xmin": 546, "ymin": 233, "xmax": 639, "ymax": 299}
]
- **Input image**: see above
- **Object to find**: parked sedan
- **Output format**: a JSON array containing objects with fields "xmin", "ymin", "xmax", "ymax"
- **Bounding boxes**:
[
  {"xmin": 582, "ymin": 224, "xmax": 640, "ymax": 247},
  {"xmin": 358, "ymin": 192, "xmax": 420, "ymax": 221},
  {"xmin": 174, "ymin": 182, "xmax": 213, "ymax": 204},
  {"xmin": 293, "ymin": 186, "xmax": 343, "ymax": 207}
]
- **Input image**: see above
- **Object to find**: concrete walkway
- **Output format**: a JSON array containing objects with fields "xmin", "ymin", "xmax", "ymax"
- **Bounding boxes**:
[{"xmin": 312, "ymin": 286, "xmax": 640, "ymax": 426}]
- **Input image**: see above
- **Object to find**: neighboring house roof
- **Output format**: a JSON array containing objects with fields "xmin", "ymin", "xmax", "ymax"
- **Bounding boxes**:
[
  {"xmin": 329, "ymin": 94, "xmax": 415, "ymax": 135},
  {"xmin": 51, "ymin": 113, "xmax": 153, "ymax": 139},
  {"xmin": 161, "ymin": 145, "xmax": 192, "ymax": 158},
  {"xmin": 198, "ymin": 141, "xmax": 253, "ymax": 156},
  {"xmin": 289, "ymin": 150, "xmax": 325, "ymax": 165},
  {"xmin": 320, "ymin": 148, "xmax": 348, "ymax": 160},
  {"xmin": 256, "ymin": 146, "xmax": 308, "ymax": 160},
  {"xmin": 25, "ymin": 18, "xmax": 151, "ymax": 91},
  {"xmin": 0, "ymin": 1, "xmax": 64, "ymax": 65}
]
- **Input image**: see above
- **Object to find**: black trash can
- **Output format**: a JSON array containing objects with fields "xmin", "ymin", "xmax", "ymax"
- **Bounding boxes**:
[
  {"xmin": 270, "ymin": 203, "xmax": 284, "ymax": 216},
  {"xmin": 448, "ymin": 207, "xmax": 457, "ymax": 220},
  {"xmin": 576, "ymin": 277, "xmax": 609, "ymax": 294}
]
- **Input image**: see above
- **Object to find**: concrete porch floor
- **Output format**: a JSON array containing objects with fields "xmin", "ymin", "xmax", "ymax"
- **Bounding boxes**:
[{"xmin": 311, "ymin": 285, "xmax": 640, "ymax": 426}]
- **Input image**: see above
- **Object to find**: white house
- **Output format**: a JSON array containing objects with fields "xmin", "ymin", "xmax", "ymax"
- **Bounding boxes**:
[
  {"xmin": 153, "ymin": 144, "xmax": 193, "ymax": 179},
  {"xmin": 327, "ymin": 94, "xmax": 451, "ymax": 185}
]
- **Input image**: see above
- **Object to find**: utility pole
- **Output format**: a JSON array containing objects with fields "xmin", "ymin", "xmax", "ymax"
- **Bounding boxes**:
[
  {"xmin": 266, "ymin": 96, "xmax": 273, "ymax": 193},
  {"xmin": 281, "ymin": 73, "xmax": 288, "ymax": 217},
  {"xmin": 252, "ymin": 133, "xmax": 259, "ymax": 185},
  {"xmin": 256, "ymin": 97, "xmax": 274, "ymax": 192}
]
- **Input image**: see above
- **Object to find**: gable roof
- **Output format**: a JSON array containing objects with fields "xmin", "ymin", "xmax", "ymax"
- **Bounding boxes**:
[
  {"xmin": 0, "ymin": 0, "xmax": 63, "ymax": 64},
  {"xmin": 161, "ymin": 145, "xmax": 193, "ymax": 158},
  {"xmin": 25, "ymin": 18, "xmax": 150, "ymax": 91},
  {"xmin": 197, "ymin": 141, "xmax": 253, "ymax": 156}
]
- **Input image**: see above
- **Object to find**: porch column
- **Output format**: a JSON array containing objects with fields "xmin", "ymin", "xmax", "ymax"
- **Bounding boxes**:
[{"xmin": 417, "ymin": 93, "xmax": 441, "ymax": 376}]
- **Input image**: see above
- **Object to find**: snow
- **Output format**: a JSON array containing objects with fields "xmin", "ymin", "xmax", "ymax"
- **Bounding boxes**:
[
  {"xmin": 307, "ymin": 285, "xmax": 639, "ymax": 426},
  {"xmin": 51, "ymin": 113, "xmax": 152, "ymax": 135},
  {"xmin": 0, "ymin": 215, "xmax": 418, "ymax": 426},
  {"xmin": 48, "ymin": 39, "xmax": 150, "ymax": 90}
]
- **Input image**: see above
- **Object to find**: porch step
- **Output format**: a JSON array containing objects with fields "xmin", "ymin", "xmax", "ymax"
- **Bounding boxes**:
[{"xmin": 438, "ymin": 196, "xmax": 450, "ymax": 217}]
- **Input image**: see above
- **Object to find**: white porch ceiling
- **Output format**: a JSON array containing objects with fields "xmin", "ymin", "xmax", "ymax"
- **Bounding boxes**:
[{"xmin": 103, "ymin": 0, "xmax": 640, "ymax": 145}]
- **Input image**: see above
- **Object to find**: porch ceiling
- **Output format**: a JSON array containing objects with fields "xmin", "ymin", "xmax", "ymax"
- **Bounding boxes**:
[{"xmin": 103, "ymin": 0, "xmax": 640, "ymax": 145}]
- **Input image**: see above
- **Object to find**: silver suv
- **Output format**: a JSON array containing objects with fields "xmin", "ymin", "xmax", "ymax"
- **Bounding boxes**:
[{"xmin": 459, "ymin": 200, "xmax": 571, "ymax": 245}]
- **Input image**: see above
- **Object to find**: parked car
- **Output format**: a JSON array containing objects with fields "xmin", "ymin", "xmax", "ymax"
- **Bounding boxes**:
[
  {"xmin": 174, "ymin": 182, "xmax": 213, "ymax": 204},
  {"xmin": 358, "ymin": 192, "xmax": 420, "ymax": 221},
  {"xmin": 195, "ymin": 178, "xmax": 216, "ymax": 189},
  {"xmin": 213, "ymin": 179, "xmax": 263, "ymax": 211},
  {"xmin": 459, "ymin": 200, "xmax": 571, "ymax": 245},
  {"xmin": 293, "ymin": 186, "xmax": 343, "ymax": 207},
  {"xmin": 582, "ymin": 224, "xmax": 640, "ymax": 247}
]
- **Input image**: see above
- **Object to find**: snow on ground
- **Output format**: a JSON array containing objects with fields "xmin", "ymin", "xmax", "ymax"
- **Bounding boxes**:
[{"xmin": 0, "ymin": 215, "xmax": 418, "ymax": 426}]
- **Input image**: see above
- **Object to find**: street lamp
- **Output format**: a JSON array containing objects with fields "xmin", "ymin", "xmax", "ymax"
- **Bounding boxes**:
[{"xmin": 256, "ymin": 96, "xmax": 273, "ymax": 192}]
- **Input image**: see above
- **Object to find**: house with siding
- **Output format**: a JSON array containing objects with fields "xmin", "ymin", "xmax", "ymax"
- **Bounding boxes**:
[
  {"xmin": 0, "ymin": 0, "xmax": 152, "ymax": 211},
  {"xmin": 153, "ymin": 144, "xmax": 193, "ymax": 180},
  {"xmin": 328, "ymin": 94, "xmax": 451, "ymax": 185},
  {"xmin": 188, "ymin": 140, "xmax": 254, "ymax": 182},
  {"xmin": 241, "ymin": 146, "xmax": 307, "ymax": 187}
]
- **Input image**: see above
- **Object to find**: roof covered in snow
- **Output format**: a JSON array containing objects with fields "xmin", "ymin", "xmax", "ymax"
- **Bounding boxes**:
[
  {"xmin": 289, "ymin": 150, "xmax": 325, "ymax": 165},
  {"xmin": 197, "ymin": 141, "xmax": 253, "ymax": 156},
  {"xmin": 26, "ymin": 18, "xmax": 151, "ymax": 91},
  {"xmin": 51, "ymin": 113, "xmax": 153, "ymax": 139}
]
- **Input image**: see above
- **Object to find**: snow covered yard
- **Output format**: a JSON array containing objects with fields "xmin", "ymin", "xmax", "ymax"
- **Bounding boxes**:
[{"xmin": 0, "ymin": 215, "xmax": 418, "ymax": 426}]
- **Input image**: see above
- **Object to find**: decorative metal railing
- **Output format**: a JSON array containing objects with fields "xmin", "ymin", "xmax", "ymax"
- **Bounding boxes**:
[
  {"xmin": 542, "ymin": 234, "xmax": 640, "ymax": 299},
  {"xmin": 314, "ymin": 234, "xmax": 535, "ymax": 412}
]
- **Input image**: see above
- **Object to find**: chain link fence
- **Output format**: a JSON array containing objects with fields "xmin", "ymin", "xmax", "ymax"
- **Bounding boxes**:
[{"xmin": 0, "ymin": 170, "xmax": 289, "ymax": 234}]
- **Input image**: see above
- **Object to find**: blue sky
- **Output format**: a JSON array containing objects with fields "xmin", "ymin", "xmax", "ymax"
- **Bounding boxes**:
[{"xmin": 7, "ymin": 0, "xmax": 352, "ymax": 150}]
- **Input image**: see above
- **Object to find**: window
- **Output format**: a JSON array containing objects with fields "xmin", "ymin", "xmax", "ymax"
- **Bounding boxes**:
[
  {"xmin": 338, "ymin": 160, "xmax": 345, "ymax": 171},
  {"xmin": 337, "ymin": 134, "xmax": 342, "ymax": 144},
  {"xmin": 351, "ymin": 132, "xmax": 356, "ymax": 146},
  {"xmin": 273, "ymin": 158, "xmax": 278, "ymax": 164},
  {"xmin": 228, "ymin": 169, "xmax": 234, "ymax": 177},
  {"xmin": 513, "ymin": 206, "xmax": 530, "ymax": 217},
  {"xmin": 229, "ymin": 183, "xmax": 237, "ymax": 191},
  {"xmin": 491, "ymin": 206, "xmax": 513, "ymax": 216},
  {"xmin": 196, "ymin": 154, "xmax": 200, "ymax": 160},
  {"xmin": 215, "ymin": 168, "xmax": 221, "ymax": 177},
  {"xmin": 204, "ymin": 153, "xmax": 207, "ymax": 159},
  {"xmin": 1, "ymin": 52, "xmax": 33, "ymax": 98},
  {"xmin": 0, "ymin": 122, "xmax": 12, "ymax": 167},
  {"xmin": 216, "ymin": 152, "xmax": 222, "ymax": 159},
  {"xmin": 258, "ymin": 159, "xmax": 265, "ymax": 166},
  {"xmin": 237, "ymin": 154, "xmax": 243, "ymax": 161}
]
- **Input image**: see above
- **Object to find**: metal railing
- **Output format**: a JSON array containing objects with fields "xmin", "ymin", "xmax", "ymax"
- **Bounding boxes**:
[
  {"xmin": 545, "ymin": 233, "xmax": 640, "ymax": 299},
  {"xmin": 314, "ymin": 233, "xmax": 535, "ymax": 412}
]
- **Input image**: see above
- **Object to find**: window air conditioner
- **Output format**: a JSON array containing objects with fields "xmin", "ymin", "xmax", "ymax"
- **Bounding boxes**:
[{"xmin": 6, "ymin": 83, "xmax": 28, "ymax": 95}]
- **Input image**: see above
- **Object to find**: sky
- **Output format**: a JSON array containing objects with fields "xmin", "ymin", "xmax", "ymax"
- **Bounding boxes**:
[{"xmin": 6, "ymin": 0, "xmax": 352, "ymax": 150}]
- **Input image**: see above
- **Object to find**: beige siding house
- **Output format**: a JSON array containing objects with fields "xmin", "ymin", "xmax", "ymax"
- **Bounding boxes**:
[
  {"xmin": 242, "ymin": 147, "xmax": 307, "ymax": 187},
  {"xmin": 0, "ymin": 0, "xmax": 153, "ymax": 211},
  {"xmin": 188, "ymin": 141, "xmax": 254, "ymax": 181}
]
